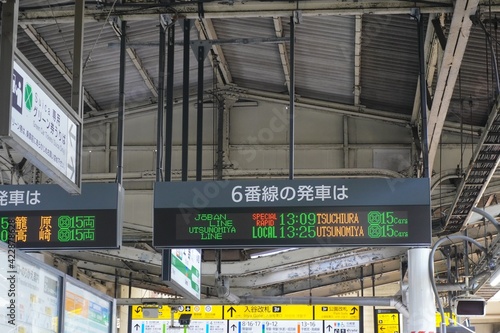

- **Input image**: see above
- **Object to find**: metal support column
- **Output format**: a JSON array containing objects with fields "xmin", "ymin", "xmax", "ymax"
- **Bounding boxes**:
[
  {"xmin": 71, "ymin": 0, "xmax": 85, "ymax": 117},
  {"xmin": 216, "ymin": 97, "xmax": 224, "ymax": 180},
  {"xmin": 416, "ymin": 9, "xmax": 430, "ymax": 178},
  {"xmin": 181, "ymin": 19, "xmax": 192, "ymax": 181},
  {"xmin": 156, "ymin": 25, "xmax": 166, "ymax": 182},
  {"xmin": 165, "ymin": 24, "xmax": 175, "ymax": 181},
  {"xmin": 196, "ymin": 45, "xmax": 205, "ymax": 181},
  {"xmin": 289, "ymin": 15, "xmax": 295, "ymax": 180},
  {"xmin": 408, "ymin": 248, "xmax": 435, "ymax": 333},
  {"xmin": 0, "ymin": 0, "xmax": 19, "ymax": 135},
  {"xmin": 117, "ymin": 20, "xmax": 127, "ymax": 184}
]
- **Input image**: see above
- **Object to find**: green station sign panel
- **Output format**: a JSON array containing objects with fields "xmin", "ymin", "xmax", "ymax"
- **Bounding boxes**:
[
  {"xmin": 0, "ymin": 183, "xmax": 123, "ymax": 250},
  {"xmin": 154, "ymin": 178, "xmax": 431, "ymax": 248}
]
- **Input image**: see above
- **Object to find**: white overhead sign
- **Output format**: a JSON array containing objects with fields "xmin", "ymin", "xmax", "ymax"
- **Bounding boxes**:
[
  {"xmin": 1, "ymin": 51, "xmax": 81, "ymax": 193},
  {"xmin": 162, "ymin": 249, "xmax": 201, "ymax": 300}
]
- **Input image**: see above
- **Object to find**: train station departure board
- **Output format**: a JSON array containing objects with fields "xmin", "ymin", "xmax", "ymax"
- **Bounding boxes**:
[
  {"xmin": 153, "ymin": 178, "xmax": 431, "ymax": 248},
  {"xmin": 0, "ymin": 183, "xmax": 123, "ymax": 250}
]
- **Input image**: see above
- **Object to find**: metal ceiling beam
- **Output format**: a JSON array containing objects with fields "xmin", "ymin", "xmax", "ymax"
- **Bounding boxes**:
[
  {"xmin": 203, "ymin": 247, "xmax": 406, "ymax": 278},
  {"xmin": 210, "ymin": 247, "xmax": 406, "ymax": 288},
  {"xmin": 194, "ymin": 18, "xmax": 232, "ymax": 85},
  {"xmin": 227, "ymin": 261, "xmax": 402, "ymax": 297},
  {"xmin": 81, "ymin": 88, "xmax": 483, "ymax": 136},
  {"xmin": 411, "ymin": 14, "xmax": 440, "ymax": 124},
  {"xmin": 19, "ymin": 24, "xmax": 100, "ymax": 112},
  {"xmin": 427, "ymin": 0, "xmax": 479, "ymax": 170},
  {"xmin": 109, "ymin": 20, "xmax": 158, "ymax": 99},
  {"xmin": 18, "ymin": 1, "xmax": 457, "ymax": 23},
  {"xmin": 354, "ymin": 15, "xmax": 362, "ymax": 106}
]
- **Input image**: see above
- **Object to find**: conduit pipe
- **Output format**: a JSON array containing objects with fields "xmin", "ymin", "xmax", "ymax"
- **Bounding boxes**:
[{"xmin": 82, "ymin": 168, "xmax": 404, "ymax": 181}]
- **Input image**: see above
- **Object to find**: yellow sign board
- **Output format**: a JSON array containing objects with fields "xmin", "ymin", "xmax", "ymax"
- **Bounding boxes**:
[
  {"xmin": 376, "ymin": 310, "xmax": 399, "ymax": 333},
  {"xmin": 131, "ymin": 305, "xmax": 223, "ymax": 320},
  {"xmin": 224, "ymin": 305, "xmax": 314, "ymax": 320},
  {"xmin": 376, "ymin": 312, "xmax": 399, "ymax": 325},
  {"xmin": 377, "ymin": 324, "xmax": 399, "ymax": 333},
  {"xmin": 314, "ymin": 305, "xmax": 360, "ymax": 320},
  {"xmin": 435, "ymin": 312, "xmax": 456, "ymax": 326},
  {"xmin": 132, "ymin": 304, "xmax": 364, "ymax": 321}
]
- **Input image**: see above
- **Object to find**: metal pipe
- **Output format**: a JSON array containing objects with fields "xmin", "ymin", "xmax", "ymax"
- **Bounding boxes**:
[
  {"xmin": 165, "ymin": 24, "xmax": 175, "ymax": 181},
  {"xmin": 216, "ymin": 99, "xmax": 224, "ymax": 180},
  {"xmin": 71, "ymin": 0, "xmax": 84, "ymax": 117},
  {"xmin": 82, "ymin": 167, "xmax": 404, "ymax": 181},
  {"xmin": 127, "ymin": 271, "xmax": 133, "ymax": 333},
  {"xmin": 289, "ymin": 15, "xmax": 295, "ymax": 180},
  {"xmin": 117, "ymin": 20, "xmax": 127, "ymax": 184},
  {"xmin": 0, "ymin": 0, "xmax": 19, "ymax": 136},
  {"xmin": 429, "ymin": 235, "xmax": 487, "ymax": 333},
  {"xmin": 181, "ymin": 19, "xmax": 191, "ymax": 181},
  {"xmin": 471, "ymin": 207, "xmax": 500, "ymax": 232},
  {"xmin": 196, "ymin": 45, "xmax": 204, "ymax": 181},
  {"xmin": 105, "ymin": 122, "xmax": 111, "ymax": 172},
  {"xmin": 156, "ymin": 25, "xmax": 166, "ymax": 182}
]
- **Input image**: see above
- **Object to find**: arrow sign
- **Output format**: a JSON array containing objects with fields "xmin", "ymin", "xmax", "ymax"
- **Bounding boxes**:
[
  {"xmin": 350, "ymin": 307, "xmax": 358, "ymax": 315},
  {"xmin": 380, "ymin": 327, "xmax": 385, "ymax": 331},
  {"xmin": 67, "ymin": 156, "xmax": 75, "ymax": 179},
  {"xmin": 231, "ymin": 324, "xmax": 237, "ymax": 331},
  {"xmin": 69, "ymin": 123, "xmax": 76, "ymax": 147},
  {"xmin": 135, "ymin": 306, "xmax": 143, "ymax": 313},
  {"xmin": 392, "ymin": 315, "xmax": 395, "ymax": 320},
  {"xmin": 134, "ymin": 324, "xmax": 140, "ymax": 331},
  {"xmin": 326, "ymin": 325, "xmax": 332, "ymax": 332},
  {"xmin": 227, "ymin": 306, "xmax": 237, "ymax": 317}
]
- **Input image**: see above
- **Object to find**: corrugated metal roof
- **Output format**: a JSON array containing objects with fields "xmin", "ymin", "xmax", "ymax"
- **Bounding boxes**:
[
  {"xmin": 212, "ymin": 17, "xmax": 286, "ymax": 93},
  {"xmin": 294, "ymin": 15, "xmax": 355, "ymax": 104},
  {"xmin": 361, "ymin": 15, "xmax": 420, "ymax": 114},
  {"xmin": 449, "ymin": 25, "xmax": 495, "ymax": 127}
]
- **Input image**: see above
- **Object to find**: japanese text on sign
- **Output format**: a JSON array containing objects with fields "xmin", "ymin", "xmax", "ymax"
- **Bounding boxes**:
[
  {"xmin": 231, "ymin": 185, "xmax": 348, "ymax": 203},
  {"xmin": 0, "ymin": 190, "xmax": 41, "ymax": 207},
  {"xmin": 1, "ymin": 215, "xmax": 96, "ymax": 243}
]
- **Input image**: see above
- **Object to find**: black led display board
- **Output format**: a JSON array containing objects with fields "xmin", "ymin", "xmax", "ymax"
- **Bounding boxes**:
[
  {"xmin": 154, "ymin": 178, "xmax": 431, "ymax": 248},
  {"xmin": 0, "ymin": 183, "xmax": 123, "ymax": 250}
]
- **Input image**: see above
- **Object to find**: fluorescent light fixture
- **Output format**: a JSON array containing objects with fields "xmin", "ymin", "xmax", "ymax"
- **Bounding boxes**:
[
  {"xmin": 490, "ymin": 266, "xmax": 500, "ymax": 286},
  {"xmin": 250, "ymin": 248, "xmax": 298, "ymax": 259}
]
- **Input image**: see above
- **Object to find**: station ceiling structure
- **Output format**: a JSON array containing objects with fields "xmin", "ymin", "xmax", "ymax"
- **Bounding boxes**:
[{"xmin": 2, "ymin": 0, "xmax": 500, "ymax": 323}]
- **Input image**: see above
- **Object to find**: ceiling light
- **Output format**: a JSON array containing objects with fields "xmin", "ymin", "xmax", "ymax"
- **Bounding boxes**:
[{"xmin": 490, "ymin": 266, "xmax": 500, "ymax": 286}]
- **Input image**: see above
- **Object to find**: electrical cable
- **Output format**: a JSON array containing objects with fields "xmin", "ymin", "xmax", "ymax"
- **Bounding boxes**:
[
  {"xmin": 45, "ymin": 0, "xmax": 72, "ymax": 61},
  {"xmin": 83, "ymin": 0, "xmax": 119, "ymax": 71}
]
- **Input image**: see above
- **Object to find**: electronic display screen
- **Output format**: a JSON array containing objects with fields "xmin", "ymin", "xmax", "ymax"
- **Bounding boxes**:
[
  {"xmin": 1, "ymin": 209, "xmax": 119, "ymax": 250},
  {"xmin": 154, "ymin": 205, "xmax": 431, "ymax": 248}
]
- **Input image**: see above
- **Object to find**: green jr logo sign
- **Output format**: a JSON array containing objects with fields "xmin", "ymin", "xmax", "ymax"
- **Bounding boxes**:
[{"xmin": 24, "ymin": 83, "xmax": 33, "ymax": 112}]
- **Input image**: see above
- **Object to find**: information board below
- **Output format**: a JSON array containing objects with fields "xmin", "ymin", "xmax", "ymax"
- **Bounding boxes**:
[
  {"xmin": 130, "ymin": 304, "xmax": 362, "ymax": 333},
  {"xmin": 154, "ymin": 206, "xmax": 430, "ymax": 248},
  {"xmin": 154, "ymin": 179, "xmax": 431, "ymax": 248},
  {"xmin": 0, "ymin": 183, "xmax": 123, "ymax": 250},
  {"xmin": 1, "ymin": 210, "xmax": 118, "ymax": 249}
]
